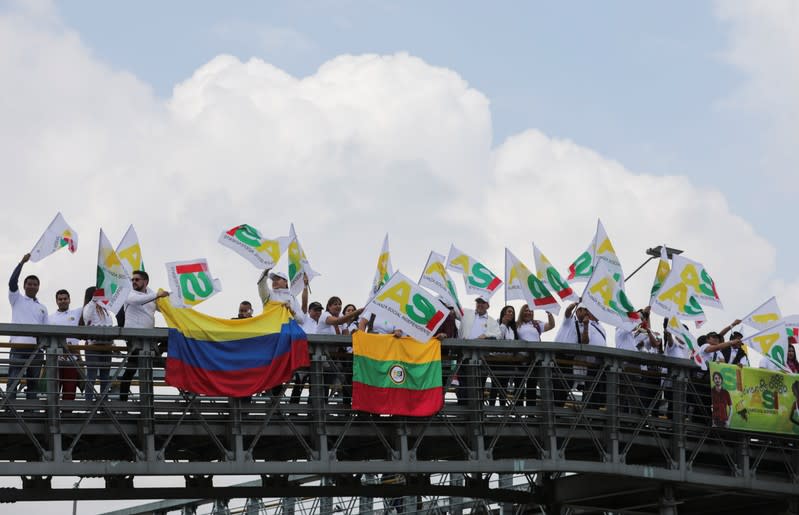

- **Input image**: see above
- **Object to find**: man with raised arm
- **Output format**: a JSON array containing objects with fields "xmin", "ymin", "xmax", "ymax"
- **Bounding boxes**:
[
  {"xmin": 257, "ymin": 269, "xmax": 305, "ymax": 324},
  {"xmin": 7, "ymin": 253, "xmax": 48, "ymax": 400},
  {"xmin": 119, "ymin": 270, "xmax": 169, "ymax": 402}
]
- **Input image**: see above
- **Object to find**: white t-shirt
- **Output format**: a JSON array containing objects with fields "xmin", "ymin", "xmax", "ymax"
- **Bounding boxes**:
[
  {"xmin": 316, "ymin": 311, "xmax": 339, "ymax": 335},
  {"xmin": 301, "ymin": 317, "xmax": 319, "ymax": 335},
  {"xmin": 9, "ymin": 290, "xmax": 48, "ymax": 344},
  {"xmin": 47, "ymin": 308, "xmax": 82, "ymax": 345},
  {"xmin": 517, "ymin": 321, "xmax": 542, "ymax": 342},
  {"xmin": 499, "ymin": 324, "xmax": 516, "ymax": 340},
  {"xmin": 554, "ymin": 314, "xmax": 578, "ymax": 344},
  {"xmin": 469, "ymin": 314, "xmax": 491, "ymax": 339}
]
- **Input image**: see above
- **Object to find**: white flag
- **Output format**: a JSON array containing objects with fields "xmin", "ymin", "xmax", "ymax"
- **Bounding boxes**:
[
  {"xmin": 29, "ymin": 212, "xmax": 78, "ymax": 262},
  {"xmin": 446, "ymin": 244, "xmax": 503, "ymax": 300},
  {"xmin": 419, "ymin": 251, "xmax": 464, "ymax": 319},
  {"xmin": 287, "ymin": 223, "xmax": 320, "ymax": 297},
  {"xmin": 116, "ymin": 224, "xmax": 144, "ymax": 275},
  {"xmin": 533, "ymin": 243, "xmax": 578, "ymax": 302},
  {"xmin": 743, "ymin": 322, "xmax": 790, "ymax": 371},
  {"xmin": 368, "ymin": 234, "xmax": 393, "ymax": 299},
  {"xmin": 650, "ymin": 254, "xmax": 714, "ymax": 320},
  {"xmin": 566, "ymin": 219, "xmax": 624, "ymax": 286},
  {"xmin": 96, "ymin": 229, "xmax": 132, "ymax": 314},
  {"xmin": 165, "ymin": 259, "xmax": 223, "ymax": 308},
  {"xmin": 740, "ymin": 296, "xmax": 782, "ymax": 331},
  {"xmin": 364, "ymin": 271, "xmax": 448, "ymax": 342},
  {"xmin": 219, "ymin": 224, "xmax": 289, "ymax": 269},
  {"xmin": 505, "ymin": 248, "xmax": 560, "ymax": 314},
  {"xmin": 579, "ymin": 260, "xmax": 640, "ymax": 331}
]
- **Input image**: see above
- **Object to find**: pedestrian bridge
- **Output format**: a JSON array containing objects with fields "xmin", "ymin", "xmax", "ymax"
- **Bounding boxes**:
[{"xmin": 0, "ymin": 323, "xmax": 796, "ymax": 514}]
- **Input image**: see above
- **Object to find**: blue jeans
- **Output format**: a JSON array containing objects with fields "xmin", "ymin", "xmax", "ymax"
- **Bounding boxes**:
[
  {"xmin": 85, "ymin": 351, "xmax": 112, "ymax": 402},
  {"xmin": 7, "ymin": 347, "xmax": 43, "ymax": 400}
]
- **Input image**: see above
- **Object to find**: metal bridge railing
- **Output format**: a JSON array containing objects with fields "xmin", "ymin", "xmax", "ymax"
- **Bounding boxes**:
[{"xmin": 0, "ymin": 322, "xmax": 796, "ymax": 507}]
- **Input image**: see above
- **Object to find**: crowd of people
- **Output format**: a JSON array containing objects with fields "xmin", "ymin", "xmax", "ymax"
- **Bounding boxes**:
[{"xmin": 5, "ymin": 251, "xmax": 799, "ymax": 416}]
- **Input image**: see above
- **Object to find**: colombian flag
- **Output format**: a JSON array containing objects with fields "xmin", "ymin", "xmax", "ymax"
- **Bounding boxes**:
[
  {"xmin": 157, "ymin": 298, "xmax": 309, "ymax": 397},
  {"xmin": 352, "ymin": 332, "xmax": 443, "ymax": 417}
]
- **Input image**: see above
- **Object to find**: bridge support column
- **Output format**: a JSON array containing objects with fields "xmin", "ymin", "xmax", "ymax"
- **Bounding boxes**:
[
  {"xmin": 281, "ymin": 496, "xmax": 296, "ymax": 515},
  {"xmin": 46, "ymin": 336, "xmax": 61, "ymax": 462},
  {"xmin": 244, "ymin": 497, "xmax": 263, "ymax": 514},
  {"xmin": 498, "ymin": 473, "xmax": 514, "ymax": 515},
  {"xmin": 605, "ymin": 358, "xmax": 620, "ymax": 464},
  {"xmin": 139, "ymin": 341, "xmax": 157, "ymax": 461},
  {"xmin": 449, "ymin": 473, "xmax": 464, "ymax": 515},
  {"xmin": 659, "ymin": 484, "xmax": 678, "ymax": 515},
  {"xmin": 320, "ymin": 475, "xmax": 333, "ymax": 515},
  {"xmin": 211, "ymin": 498, "xmax": 230, "ymax": 514},
  {"xmin": 359, "ymin": 473, "xmax": 376, "ymax": 514}
]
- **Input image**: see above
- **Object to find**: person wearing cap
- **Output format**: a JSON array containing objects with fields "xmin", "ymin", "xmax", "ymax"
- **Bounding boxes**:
[
  {"xmin": 303, "ymin": 301, "xmax": 323, "ymax": 334},
  {"xmin": 257, "ymin": 269, "xmax": 305, "ymax": 324},
  {"xmin": 458, "ymin": 297, "xmax": 500, "ymax": 340}
]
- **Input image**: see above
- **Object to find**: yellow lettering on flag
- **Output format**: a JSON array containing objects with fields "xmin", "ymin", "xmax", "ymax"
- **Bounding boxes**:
[
  {"xmin": 117, "ymin": 244, "xmax": 142, "ymax": 271},
  {"xmin": 680, "ymin": 264, "xmax": 701, "ymax": 295},
  {"xmin": 449, "ymin": 254, "xmax": 470, "ymax": 273},
  {"xmin": 377, "ymin": 280, "xmax": 411, "ymax": 307},
  {"xmin": 752, "ymin": 332, "xmax": 779, "ymax": 354},
  {"xmin": 589, "ymin": 276, "xmax": 614, "ymax": 305},
  {"xmin": 257, "ymin": 240, "xmax": 282, "ymax": 263},
  {"xmin": 752, "ymin": 313, "xmax": 779, "ymax": 325},
  {"xmin": 658, "ymin": 282, "xmax": 688, "ymax": 308},
  {"xmin": 596, "ymin": 238, "xmax": 615, "ymax": 255},
  {"xmin": 425, "ymin": 261, "xmax": 447, "ymax": 280}
]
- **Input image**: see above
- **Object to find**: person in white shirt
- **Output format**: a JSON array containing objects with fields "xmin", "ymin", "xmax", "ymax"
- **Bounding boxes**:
[
  {"xmin": 81, "ymin": 287, "xmax": 116, "ymax": 403},
  {"xmin": 458, "ymin": 297, "xmax": 500, "ymax": 340},
  {"xmin": 7, "ymin": 253, "xmax": 48, "ymax": 400},
  {"xmin": 289, "ymin": 302, "xmax": 322, "ymax": 405},
  {"xmin": 489, "ymin": 305, "xmax": 517, "ymax": 406},
  {"xmin": 47, "ymin": 289, "xmax": 82, "ymax": 401},
  {"xmin": 515, "ymin": 304, "xmax": 555, "ymax": 407},
  {"xmin": 119, "ymin": 270, "xmax": 169, "ymax": 402},
  {"xmin": 615, "ymin": 307, "xmax": 660, "ymax": 413},
  {"xmin": 302, "ymin": 301, "xmax": 322, "ymax": 334},
  {"xmin": 317, "ymin": 297, "xmax": 363, "ymax": 335},
  {"xmin": 257, "ymin": 270, "xmax": 305, "ymax": 324}
]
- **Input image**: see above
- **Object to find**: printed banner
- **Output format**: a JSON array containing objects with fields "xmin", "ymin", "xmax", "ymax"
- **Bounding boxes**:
[
  {"xmin": 96, "ymin": 229, "xmax": 132, "ymax": 314},
  {"xmin": 165, "ymin": 259, "xmax": 223, "ymax": 308},
  {"xmin": 741, "ymin": 297, "xmax": 782, "ymax": 331},
  {"xmin": 116, "ymin": 224, "xmax": 144, "ymax": 275},
  {"xmin": 446, "ymin": 244, "xmax": 503, "ymax": 300},
  {"xmin": 364, "ymin": 271, "xmax": 448, "ymax": 342},
  {"xmin": 533, "ymin": 243, "xmax": 577, "ymax": 302},
  {"xmin": 419, "ymin": 251, "xmax": 464, "ymax": 319},
  {"xmin": 743, "ymin": 322, "xmax": 790, "ymax": 371},
  {"xmin": 567, "ymin": 219, "xmax": 624, "ymax": 286},
  {"xmin": 709, "ymin": 362, "xmax": 799, "ymax": 436},
  {"xmin": 29, "ymin": 212, "xmax": 78, "ymax": 262},
  {"xmin": 287, "ymin": 223, "xmax": 319, "ymax": 297},
  {"xmin": 580, "ymin": 260, "xmax": 640, "ymax": 330},
  {"xmin": 368, "ymin": 234, "xmax": 393, "ymax": 299},
  {"xmin": 505, "ymin": 248, "xmax": 559, "ymax": 314},
  {"xmin": 219, "ymin": 224, "xmax": 289, "ymax": 269}
]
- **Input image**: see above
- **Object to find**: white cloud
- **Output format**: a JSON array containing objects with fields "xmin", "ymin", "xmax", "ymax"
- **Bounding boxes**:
[
  {"xmin": 3, "ymin": 3, "xmax": 799, "ymax": 511},
  {"xmin": 715, "ymin": 0, "xmax": 799, "ymax": 184},
  {"xmin": 0, "ymin": 4, "xmax": 796, "ymax": 337}
]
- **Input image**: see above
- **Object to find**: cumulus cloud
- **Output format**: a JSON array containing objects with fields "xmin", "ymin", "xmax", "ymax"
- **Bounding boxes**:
[
  {"xmin": 0, "ymin": 1, "xmax": 796, "ymax": 342},
  {"xmin": 715, "ymin": 0, "xmax": 799, "ymax": 184}
]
